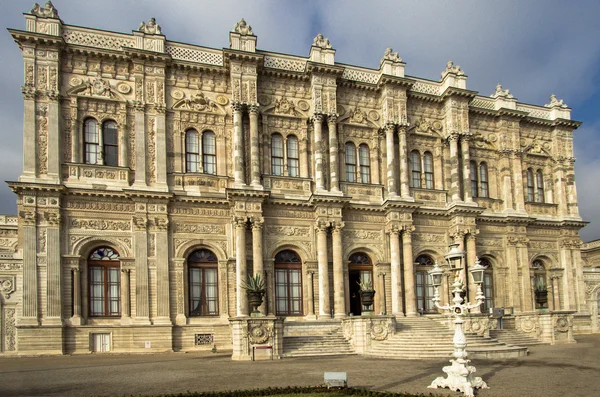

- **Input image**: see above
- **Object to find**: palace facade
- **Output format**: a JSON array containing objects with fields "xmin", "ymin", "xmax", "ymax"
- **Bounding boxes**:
[{"xmin": 0, "ymin": 2, "xmax": 598, "ymax": 356}]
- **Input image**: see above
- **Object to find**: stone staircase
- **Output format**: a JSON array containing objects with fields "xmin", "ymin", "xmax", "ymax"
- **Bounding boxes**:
[
  {"xmin": 282, "ymin": 321, "xmax": 355, "ymax": 358},
  {"xmin": 489, "ymin": 329, "xmax": 548, "ymax": 346},
  {"xmin": 366, "ymin": 316, "xmax": 529, "ymax": 360}
]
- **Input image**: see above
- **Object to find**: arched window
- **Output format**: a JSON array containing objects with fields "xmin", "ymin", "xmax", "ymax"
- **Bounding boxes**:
[
  {"xmin": 89, "ymin": 247, "xmax": 120, "ymax": 317},
  {"xmin": 287, "ymin": 135, "xmax": 299, "ymax": 177},
  {"xmin": 410, "ymin": 150, "xmax": 422, "ymax": 188},
  {"xmin": 188, "ymin": 249, "xmax": 218, "ymax": 316},
  {"xmin": 526, "ymin": 168, "xmax": 535, "ymax": 202},
  {"xmin": 84, "ymin": 118, "xmax": 100, "ymax": 165},
  {"xmin": 415, "ymin": 254, "xmax": 435, "ymax": 313},
  {"xmin": 359, "ymin": 144, "xmax": 370, "ymax": 184},
  {"xmin": 102, "ymin": 120, "xmax": 119, "ymax": 166},
  {"xmin": 470, "ymin": 161, "xmax": 478, "ymax": 198},
  {"xmin": 345, "ymin": 142, "xmax": 357, "ymax": 182},
  {"xmin": 274, "ymin": 250, "xmax": 302, "ymax": 316},
  {"xmin": 271, "ymin": 134, "xmax": 284, "ymax": 176},
  {"xmin": 536, "ymin": 170, "xmax": 545, "ymax": 203},
  {"xmin": 202, "ymin": 131, "xmax": 216, "ymax": 175},
  {"xmin": 479, "ymin": 162, "xmax": 489, "ymax": 198},
  {"xmin": 479, "ymin": 257, "xmax": 494, "ymax": 313},
  {"xmin": 185, "ymin": 129, "xmax": 199, "ymax": 173},
  {"xmin": 349, "ymin": 252, "xmax": 373, "ymax": 315},
  {"xmin": 424, "ymin": 151, "xmax": 434, "ymax": 189},
  {"xmin": 532, "ymin": 259, "xmax": 548, "ymax": 309}
]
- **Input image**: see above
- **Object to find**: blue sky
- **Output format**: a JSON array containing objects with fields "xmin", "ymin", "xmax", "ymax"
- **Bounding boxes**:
[{"xmin": 1, "ymin": 0, "xmax": 599, "ymax": 240}]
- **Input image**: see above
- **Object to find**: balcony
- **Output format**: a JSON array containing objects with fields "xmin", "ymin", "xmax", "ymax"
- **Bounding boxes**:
[
  {"xmin": 170, "ymin": 172, "xmax": 229, "ymax": 194},
  {"xmin": 263, "ymin": 175, "xmax": 312, "ymax": 197},
  {"xmin": 473, "ymin": 197, "xmax": 503, "ymax": 212},
  {"xmin": 62, "ymin": 163, "xmax": 132, "ymax": 187},
  {"xmin": 340, "ymin": 182, "xmax": 384, "ymax": 203},
  {"xmin": 525, "ymin": 202, "xmax": 558, "ymax": 218}
]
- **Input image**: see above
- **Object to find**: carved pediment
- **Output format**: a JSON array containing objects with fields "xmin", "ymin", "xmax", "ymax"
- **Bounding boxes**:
[
  {"xmin": 262, "ymin": 96, "xmax": 308, "ymax": 118},
  {"xmin": 172, "ymin": 92, "xmax": 226, "ymax": 115},
  {"xmin": 521, "ymin": 139, "xmax": 552, "ymax": 157},
  {"xmin": 67, "ymin": 77, "xmax": 125, "ymax": 101},
  {"xmin": 338, "ymin": 105, "xmax": 378, "ymax": 128},
  {"xmin": 413, "ymin": 117, "xmax": 443, "ymax": 135}
]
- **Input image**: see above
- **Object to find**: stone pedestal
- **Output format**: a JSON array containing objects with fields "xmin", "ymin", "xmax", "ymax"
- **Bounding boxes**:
[
  {"xmin": 514, "ymin": 311, "xmax": 576, "ymax": 344},
  {"xmin": 341, "ymin": 315, "xmax": 395, "ymax": 354},
  {"xmin": 230, "ymin": 316, "xmax": 283, "ymax": 361}
]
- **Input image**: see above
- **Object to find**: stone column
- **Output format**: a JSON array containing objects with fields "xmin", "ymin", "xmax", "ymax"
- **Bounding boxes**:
[
  {"xmin": 47, "ymin": 100, "xmax": 60, "ymax": 181},
  {"xmin": 133, "ymin": 104, "xmax": 147, "ymax": 187},
  {"xmin": 332, "ymin": 221, "xmax": 345, "ymax": 317},
  {"xmin": 173, "ymin": 258, "xmax": 186, "ymax": 325},
  {"xmin": 513, "ymin": 153, "xmax": 526, "ymax": 212},
  {"xmin": 388, "ymin": 227, "xmax": 403, "ymax": 315},
  {"xmin": 133, "ymin": 215, "xmax": 150, "ymax": 324},
  {"xmin": 155, "ymin": 110, "xmax": 167, "ymax": 186},
  {"xmin": 21, "ymin": 210, "xmax": 38, "ymax": 325},
  {"xmin": 385, "ymin": 124, "xmax": 398, "ymax": 197},
  {"xmin": 21, "ymin": 87, "xmax": 36, "ymax": 179},
  {"xmin": 466, "ymin": 233, "xmax": 478, "ymax": 311},
  {"xmin": 45, "ymin": 212, "xmax": 62, "ymax": 324},
  {"xmin": 448, "ymin": 133, "xmax": 461, "ymax": 202},
  {"xmin": 461, "ymin": 135, "xmax": 473, "ymax": 203},
  {"xmin": 312, "ymin": 115, "xmax": 325, "ymax": 191},
  {"xmin": 398, "ymin": 125, "xmax": 410, "ymax": 198},
  {"xmin": 252, "ymin": 218, "xmax": 265, "ymax": 315},
  {"xmin": 551, "ymin": 275, "xmax": 561, "ymax": 310},
  {"xmin": 299, "ymin": 137, "xmax": 309, "ymax": 178},
  {"xmin": 402, "ymin": 228, "xmax": 416, "ymax": 316},
  {"xmin": 316, "ymin": 221, "xmax": 330, "ymax": 317},
  {"xmin": 328, "ymin": 115, "xmax": 340, "ymax": 193},
  {"xmin": 248, "ymin": 104, "xmax": 262, "ymax": 187},
  {"xmin": 235, "ymin": 218, "xmax": 248, "ymax": 316},
  {"xmin": 71, "ymin": 268, "xmax": 82, "ymax": 325},
  {"xmin": 506, "ymin": 239, "xmax": 521, "ymax": 312},
  {"xmin": 155, "ymin": 218, "xmax": 170, "ymax": 323},
  {"xmin": 499, "ymin": 151, "xmax": 514, "ymax": 211},
  {"xmin": 518, "ymin": 242, "xmax": 533, "ymax": 312},
  {"xmin": 264, "ymin": 258, "xmax": 275, "ymax": 316},
  {"xmin": 232, "ymin": 102, "xmax": 245, "ymax": 187},
  {"xmin": 120, "ymin": 269, "xmax": 132, "ymax": 325}
]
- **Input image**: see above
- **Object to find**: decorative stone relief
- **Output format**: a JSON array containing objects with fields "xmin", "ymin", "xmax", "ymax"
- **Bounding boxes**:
[
  {"xmin": 554, "ymin": 315, "xmax": 571, "ymax": 332},
  {"xmin": 0, "ymin": 276, "xmax": 16, "ymax": 298},
  {"xmin": 172, "ymin": 224, "xmax": 225, "ymax": 234},
  {"xmin": 233, "ymin": 18, "xmax": 253, "ymax": 35},
  {"xmin": 147, "ymin": 116, "xmax": 156, "ymax": 184},
  {"xmin": 247, "ymin": 322, "xmax": 271, "ymax": 344},
  {"xmin": 138, "ymin": 18, "xmax": 162, "ymax": 35},
  {"xmin": 4, "ymin": 308, "xmax": 16, "ymax": 351},
  {"xmin": 312, "ymin": 33, "xmax": 331, "ymax": 49},
  {"xmin": 342, "ymin": 230, "xmax": 381, "ymax": 240},
  {"xmin": 36, "ymin": 103, "xmax": 48, "ymax": 175},
  {"xmin": 414, "ymin": 117, "xmax": 443, "ymax": 134},
  {"xmin": 265, "ymin": 225, "xmax": 310, "ymax": 237},
  {"xmin": 381, "ymin": 47, "xmax": 401, "ymax": 63},
  {"xmin": 31, "ymin": 2, "xmax": 59, "ymax": 18},
  {"xmin": 370, "ymin": 319, "xmax": 394, "ymax": 341},
  {"xmin": 70, "ymin": 218, "xmax": 131, "ymax": 231},
  {"xmin": 173, "ymin": 92, "xmax": 217, "ymax": 112}
]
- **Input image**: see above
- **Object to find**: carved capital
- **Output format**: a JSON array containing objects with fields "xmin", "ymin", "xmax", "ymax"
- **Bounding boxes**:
[
  {"xmin": 311, "ymin": 113, "xmax": 324, "ymax": 124},
  {"xmin": 19, "ymin": 210, "xmax": 36, "ymax": 226},
  {"xmin": 315, "ymin": 220, "xmax": 330, "ymax": 233},
  {"xmin": 251, "ymin": 216, "xmax": 264, "ymax": 229},
  {"xmin": 247, "ymin": 103, "xmax": 259, "ymax": 115},
  {"xmin": 154, "ymin": 217, "xmax": 169, "ymax": 231},
  {"xmin": 327, "ymin": 114, "xmax": 338, "ymax": 125},
  {"xmin": 234, "ymin": 217, "xmax": 248, "ymax": 229},
  {"xmin": 386, "ymin": 223, "xmax": 401, "ymax": 236},
  {"xmin": 332, "ymin": 220, "xmax": 345, "ymax": 233},
  {"xmin": 132, "ymin": 216, "xmax": 147, "ymax": 231},
  {"xmin": 44, "ymin": 211, "xmax": 61, "ymax": 226},
  {"xmin": 231, "ymin": 101, "xmax": 244, "ymax": 113},
  {"xmin": 0, "ymin": 276, "xmax": 16, "ymax": 299}
]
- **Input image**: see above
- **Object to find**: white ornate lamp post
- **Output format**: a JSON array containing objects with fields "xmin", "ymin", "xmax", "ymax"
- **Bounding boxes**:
[{"xmin": 427, "ymin": 243, "xmax": 488, "ymax": 397}]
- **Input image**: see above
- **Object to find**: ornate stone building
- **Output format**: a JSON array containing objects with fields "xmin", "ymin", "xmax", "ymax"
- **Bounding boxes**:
[{"xmin": 0, "ymin": 2, "xmax": 598, "ymax": 356}]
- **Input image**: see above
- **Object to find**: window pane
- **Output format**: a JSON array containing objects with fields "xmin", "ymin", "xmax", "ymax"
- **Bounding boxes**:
[
  {"xmin": 186, "ymin": 131, "xmax": 199, "ymax": 153},
  {"xmin": 287, "ymin": 136, "xmax": 299, "ymax": 177},
  {"xmin": 187, "ymin": 153, "xmax": 199, "ymax": 173},
  {"xmin": 103, "ymin": 121, "xmax": 118, "ymax": 145},
  {"xmin": 536, "ymin": 170, "xmax": 545, "ymax": 203},
  {"xmin": 288, "ymin": 159, "xmax": 299, "ymax": 177},
  {"xmin": 203, "ymin": 154, "xmax": 216, "ymax": 175},
  {"xmin": 202, "ymin": 132, "xmax": 216, "ymax": 155},
  {"xmin": 104, "ymin": 145, "xmax": 119, "ymax": 167},
  {"xmin": 411, "ymin": 151, "xmax": 421, "ymax": 188},
  {"xmin": 272, "ymin": 135, "xmax": 283, "ymax": 157}
]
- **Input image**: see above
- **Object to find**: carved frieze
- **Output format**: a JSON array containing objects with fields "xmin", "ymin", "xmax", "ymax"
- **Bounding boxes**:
[
  {"xmin": 70, "ymin": 218, "xmax": 130, "ymax": 231},
  {"xmin": 266, "ymin": 225, "xmax": 310, "ymax": 238},
  {"xmin": 173, "ymin": 223, "xmax": 225, "ymax": 234}
]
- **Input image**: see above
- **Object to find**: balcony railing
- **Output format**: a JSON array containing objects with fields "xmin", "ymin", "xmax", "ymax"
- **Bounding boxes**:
[
  {"xmin": 340, "ymin": 182, "xmax": 384, "ymax": 202},
  {"xmin": 263, "ymin": 175, "xmax": 312, "ymax": 196},
  {"xmin": 62, "ymin": 163, "xmax": 132, "ymax": 186},
  {"xmin": 525, "ymin": 202, "xmax": 558, "ymax": 217},
  {"xmin": 170, "ymin": 172, "xmax": 229, "ymax": 194},
  {"xmin": 473, "ymin": 197, "xmax": 503, "ymax": 212},
  {"xmin": 412, "ymin": 188, "xmax": 448, "ymax": 208}
]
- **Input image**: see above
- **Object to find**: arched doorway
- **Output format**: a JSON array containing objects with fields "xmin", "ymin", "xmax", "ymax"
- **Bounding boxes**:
[
  {"xmin": 274, "ymin": 250, "xmax": 303, "ymax": 316},
  {"xmin": 415, "ymin": 254, "xmax": 435, "ymax": 314},
  {"xmin": 348, "ymin": 252, "xmax": 373, "ymax": 316},
  {"xmin": 532, "ymin": 259, "xmax": 548, "ymax": 309},
  {"xmin": 88, "ymin": 247, "xmax": 121, "ymax": 317},
  {"xmin": 479, "ymin": 257, "xmax": 494, "ymax": 313},
  {"xmin": 188, "ymin": 248, "xmax": 219, "ymax": 316}
]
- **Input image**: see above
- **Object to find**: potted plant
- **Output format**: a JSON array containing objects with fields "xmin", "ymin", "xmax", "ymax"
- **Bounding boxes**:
[
  {"xmin": 534, "ymin": 280, "xmax": 548, "ymax": 308},
  {"xmin": 357, "ymin": 279, "xmax": 376, "ymax": 313},
  {"xmin": 242, "ymin": 274, "xmax": 266, "ymax": 316}
]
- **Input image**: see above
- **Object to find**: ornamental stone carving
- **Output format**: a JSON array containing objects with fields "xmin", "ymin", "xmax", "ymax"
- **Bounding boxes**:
[
  {"xmin": 491, "ymin": 83, "xmax": 514, "ymax": 99},
  {"xmin": 233, "ymin": 18, "xmax": 253, "ymax": 35},
  {"xmin": 381, "ymin": 47, "xmax": 401, "ymax": 63},
  {"xmin": 173, "ymin": 223, "xmax": 225, "ymax": 234},
  {"xmin": 554, "ymin": 315, "xmax": 571, "ymax": 333},
  {"xmin": 247, "ymin": 322, "xmax": 271, "ymax": 344},
  {"xmin": 273, "ymin": 97, "xmax": 295, "ymax": 115},
  {"xmin": 138, "ymin": 18, "xmax": 162, "ymax": 35},
  {"xmin": 31, "ymin": 1, "xmax": 59, "ymax": 18},
  {"xmin": 312, "ymin": 33, "xmax": 331, "ymax": 49},
  {"xmin": 545, "ymin": 94, "xmax": 568, "ymax": 109},
  {"xmin": 266, "ymin": 225, "xmax": 310, "ymax": 237},
  {"xmin": 442, "ymin": 60, "xmax": 464, "ymax": 77},
  {"xmin": 70, "ymin": 218, "xmax": 130, "ymax": 231},
  {"xmin": 0, "ymin": 275, "xmax": 16, "ymax": 298},
  {"xmin": 370, "ymin": 319, "xmax": 394, "ymax": 341}
]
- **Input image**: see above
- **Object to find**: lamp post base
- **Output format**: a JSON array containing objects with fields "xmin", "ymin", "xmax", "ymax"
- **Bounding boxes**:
[{"xmin": 428, "ymin": 358, "xmax": 488, "ymax": 397}]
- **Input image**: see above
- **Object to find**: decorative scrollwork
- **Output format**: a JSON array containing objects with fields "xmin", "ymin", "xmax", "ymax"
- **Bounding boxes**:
[{"xmin": 247, "ymin": 322, "xmax": 270, "ymax": 344}]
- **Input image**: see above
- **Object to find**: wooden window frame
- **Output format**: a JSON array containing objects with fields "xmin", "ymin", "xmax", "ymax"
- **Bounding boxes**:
[
  {"xmin": 102, "ymin": 120, "xmax": 119, "ymax": 167},
  {"xmin": 88, "ymin": 249, "xmax": 121, "ymax": 318},
  {"xmin": 271, "ymin": 134, "xmax": 284, "ymax": 176},
  {"xmin": 202, "ymin": 131, "xmax": 217, "ymax": 175},
  {"xmin": 186, "ymin": 129, "xmax": 200, "ymax": 173},
  {"xmin": 287, "ymin": 135, "xmax": 299, "ymax": 177},
  {"xmin": 188, "ymin": 263, "xmax": 219, "ymax": 317},
  {"xmin": 345, "ymin": 142, "xmax": 357, "ymax": 182},
  {"xmin": 84, "ymin": 118, "xmax": 100, "ymax": 165}
]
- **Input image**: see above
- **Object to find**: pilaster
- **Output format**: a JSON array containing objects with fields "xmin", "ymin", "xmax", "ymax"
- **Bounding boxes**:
[
  {"xmin": 387, "ymin": 224, "xmax": 402, "ymax": 315},
  {"xmin": 315, "ymin": 220, "xmax": 330, "ymax": 317},
  {"xmin": 248, "ymin": 104, "xmax": 262, "ymax": 188},
  {"xmin": 20, "ymin": 207, "xmax": 38, "ymax": 325},
  {"xmin": 384, "ymin": 123, "xmax": 397, "ymax": 198},
  {"xmin": 402, "ymin": 227, "xmax": 416, "ymax": 316},
  {"xmin": 332, "ymin": 220, "xmax": 345, "ymax": 317},
  {"xmin": 251, "ymin": 217, "xmax": 265, "ymax": 315},
  {"xmin": 44, "ymin": 210, "xmax": 62, "ymax": 324},
  {"xmin": 398, "ymin": 124, "xmax": 411, "ymax": 198},
  {"xmin": 312, "ymin": 114, "xmax": 325, "ymax": 192},
  {"xmin": 232, "ymin": 102, "xmax": 246, "ymax": 187},
  {"xmin": 153, "ymin": 214, "xmax": 170, "ymax": 324},
  {"xmin": 235, "ymin": 216, "xmax": 248, "ymax": 316},
  {"xmin": 132, "ymin": 208, "xmax": 150, "ymax": 324},
  {"xmin": 328, "ymin": 115, "xmax": 341, "ymax": 193}
]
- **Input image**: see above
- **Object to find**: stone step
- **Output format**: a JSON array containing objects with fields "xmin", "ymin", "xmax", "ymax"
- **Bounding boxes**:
[{"xmin": 489, "ymin": 329, "xmax": 548, "ymax": 346}]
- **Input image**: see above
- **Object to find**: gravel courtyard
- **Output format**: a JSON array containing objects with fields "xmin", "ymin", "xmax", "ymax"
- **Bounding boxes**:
[{"xmin": 1, "ymin": 334, "xmax": 599, "ymax": 397}]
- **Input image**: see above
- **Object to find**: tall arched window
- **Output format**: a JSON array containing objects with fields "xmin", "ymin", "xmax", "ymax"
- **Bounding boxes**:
[
  {"xmin": 349, "ymin": 252, "xmax": 373, "ymax": 315},
  {"xmin": 188, "ymin": 249, "xmax": 219, "ymax": 316},
  {"xmin": 479, "ymin": 257, "xmax": 494, "ymax": 313},
  {"xmin": 102, "ymin": 120, "xmax": 119, "ymax": 167},
  {"xmin": 287, "ymin": 135, "xmax": 299, "ymax": 177},
  {"xmin": 89, "ymin": 247, "xmax": 120, "ymax": 317},
  {"xmin": 410, "ymin": 150, "xmax": 422, "ymax": 188},
  {"xmin": 424, "ymin": 151, "xmax": 434, "ymax": 189},
  {"xmin": 479, "ymin": 162, "xmax": 489, "ymax": 198},
  {"xmin": 271, "ymin": 134, "xmax": 284, "ymax": 176},
  {"xmin": 185, "ymin": 129, "xmax": 199, "ymax": 173},
  {"xmin": 532, "ymin": 259, "xmax": 547, "ymax": 309},
  {"xmin": 359, "ymin": 144, "xmax": 370, "ymax": 184},
  {"xmin": 415, "ymin": 254, "xmax": 435, "ymax": 313},
  {"xmin": 526, "ymin": 168, "xmax": 535, "ymax": 202},
  {"xmin": 536, "ymin": 170, "xmax": 545, "ymax": 203},
  {"xmin": 202, "ymin": 131, "xmax": 216, "ymax": 175},
  {"xmin": 470, "ymin": 161, "xmax": 478, "ymax": 197},
  {"xmin": 345, "ymin": 142, "xmax": 357, "ymax": 182},
  {"xmin": 275, "ymin": 250, "xmax": 303, "ymax": 316},
  {"xmin": 84, "ymin": 118, "xmax": 100, "ymax": 165}
]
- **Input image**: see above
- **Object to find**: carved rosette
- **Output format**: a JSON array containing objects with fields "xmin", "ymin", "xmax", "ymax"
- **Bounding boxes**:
[
  {"xmin": 516, "ymin": 316, "xmax": 540, "ymax": 335},
  {"xmin": 369, "ymin": 319, "xmax": 393, "ymax": 341},
  {"xmin": 247, "ymin": 322, "xmax": 271, "ymax": 345},
  {"xmin": 554, "ymin": 315, "xmax": 571, "ymax": 333},
  {"xmin": 0, "ymin": 276, "xmax": 16, "ymax": 299}
]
